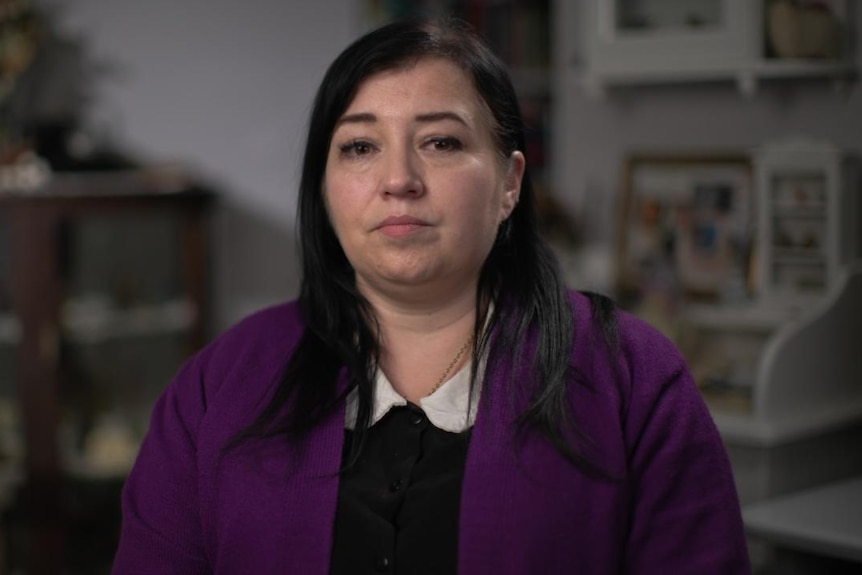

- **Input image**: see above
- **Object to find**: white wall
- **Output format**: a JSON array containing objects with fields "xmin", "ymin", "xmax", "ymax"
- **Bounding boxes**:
[{"xmin": 42, "ymin": 0, "xmax": 358, "ymax": 330}]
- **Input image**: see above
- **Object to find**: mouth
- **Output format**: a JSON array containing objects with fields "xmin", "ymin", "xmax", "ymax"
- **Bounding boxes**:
[{"xmin": 376, "ymin": 215, "xmax": 431, "ymax": 238}]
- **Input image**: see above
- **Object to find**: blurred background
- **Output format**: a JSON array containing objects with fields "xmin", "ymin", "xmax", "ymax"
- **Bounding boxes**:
[{"xmin": 0, "ymin": 0, "xmax": 860, "ymax": 573}]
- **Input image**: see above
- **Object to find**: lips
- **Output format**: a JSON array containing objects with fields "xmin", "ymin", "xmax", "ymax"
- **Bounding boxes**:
[{"xmin": 376, "ymin": 215, "xmax": 431, "ymax": 238}]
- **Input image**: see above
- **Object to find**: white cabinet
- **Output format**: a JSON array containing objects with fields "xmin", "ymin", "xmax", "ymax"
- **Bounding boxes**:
[
  {"xmin": 754, "ymin": 138, "xmax": 860, "ymax": 305},
  {"xmin": 709, "ymin": 263, "xmax": 862, "ymax": 504}
]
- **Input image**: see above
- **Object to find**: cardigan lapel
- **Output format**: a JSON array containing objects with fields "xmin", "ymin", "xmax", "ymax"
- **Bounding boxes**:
[
  {"xmin": 457, "ymin": 330, "xmax": 587, "ymax": 574},
  {"xmin": 457, "ymin": 342, "xmax": 529, "ymax": 574},
  {"xmin": 208, "ymin": 368, "xmax": 349, "ymax": 574},
  {"xmin": 275, "ymin": 367, "xmax": 351, "ymax": 573}
]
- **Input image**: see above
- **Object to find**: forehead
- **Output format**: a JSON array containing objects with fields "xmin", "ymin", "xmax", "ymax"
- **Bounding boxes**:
[{"xmin": 342, "ymin": 57, "xmax": 487, "ymax": 119}]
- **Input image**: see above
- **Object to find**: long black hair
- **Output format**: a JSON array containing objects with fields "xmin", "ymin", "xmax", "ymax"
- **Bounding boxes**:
[{"xmin": 236, "ymin": 19, "xmax": 616, "ymax": 472}]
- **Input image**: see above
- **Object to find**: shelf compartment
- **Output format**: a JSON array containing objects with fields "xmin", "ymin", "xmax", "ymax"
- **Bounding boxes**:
[
  {"xmin": 771, "ymin": 172, "xmax": 828, "ymax": 209},
  {"xmin": 61, "ymin": 298, "xmax": 196, "ymax": 344},
  {"xmin": 769, "ymin": 261, "xmax": 828, "ymax": 294},
  {"xmin": 58, "ymin": 331, "xmax": 191, "ymax": 481}
]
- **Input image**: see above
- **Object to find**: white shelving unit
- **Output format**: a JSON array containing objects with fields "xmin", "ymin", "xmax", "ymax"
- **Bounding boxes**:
[
  {"xmin": 676, "ymin": 137, "xmax": 862, "ymax": 507},
  {"xmin": 711, "ymin": 264, "xmax": 862, "ymax": 445},
  {"xmin": 579, "ymin": 0, "xmax": 856, "ymax": 97},
  {"xmin": 684, "ymin": 264, "xmax": 862, "ymax": 512}
]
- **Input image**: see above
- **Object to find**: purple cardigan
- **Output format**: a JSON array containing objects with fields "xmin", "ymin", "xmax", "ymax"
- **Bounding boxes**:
[{"xmin": 113, "ymin": 292, "xmax": 750, "ymax": 574}]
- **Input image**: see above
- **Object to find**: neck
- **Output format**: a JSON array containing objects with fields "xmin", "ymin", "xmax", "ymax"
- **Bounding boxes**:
[{"xmin": 360, "ymin": 282, "xmax": 480, "ymax": 403}]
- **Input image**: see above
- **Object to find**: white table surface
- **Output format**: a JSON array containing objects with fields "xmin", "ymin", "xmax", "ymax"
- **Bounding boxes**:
[{"xmin": 743, "ymin": 477, "xmax": 862, "ymax": 563}]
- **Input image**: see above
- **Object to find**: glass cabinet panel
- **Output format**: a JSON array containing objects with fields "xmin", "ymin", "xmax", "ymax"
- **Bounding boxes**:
[
  {"xmin": 57, "ymin": 213, "xmax": 196, "ymax": 479},
  {"xmin": 63, "ymin": 214, "xmax": 182, "ymax": 306},
  {"xmin": 60, "ymin": 334, "xmax": 187, "ymax": 478}
]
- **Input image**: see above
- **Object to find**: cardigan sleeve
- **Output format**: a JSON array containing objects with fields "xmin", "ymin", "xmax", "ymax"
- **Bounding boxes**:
[
  {"xmin": 112, "ymin": 352, "xmax": 211, "ymax": 574},
  {"xmin": 620, "ymin": 327, "xmax": 751, "ymax": 574}
]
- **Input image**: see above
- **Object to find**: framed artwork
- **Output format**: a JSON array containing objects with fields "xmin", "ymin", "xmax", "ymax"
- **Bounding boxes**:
[{"xmin": 615, "ymin": 154, "xmax": 754, "ymax": 310}]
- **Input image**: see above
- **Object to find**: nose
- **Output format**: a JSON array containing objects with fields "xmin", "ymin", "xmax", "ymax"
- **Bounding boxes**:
[{"xmin": 381, "ymin": 145, "xmax": 424, "ymax": 198}]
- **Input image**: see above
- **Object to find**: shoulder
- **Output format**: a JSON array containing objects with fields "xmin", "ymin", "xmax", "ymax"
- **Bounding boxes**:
[
  {"xmin": 563, "ymin": 293, "xmax": 721, "ymax": 465},
  {"xmin": 567, "ymin": 293, "xmax": 748, "ymax": 569},
  {"xmin": 565, "ymin": 289, "xmax": 689, "ymax": 412},
  {"xmin": 567, "ymin": 290, "xmax": 683, "ymax": 371},
  {"xmin": 207, "ymin": 300, "xmax": 305, "ymax": 357},
  {"xmin": 170, "ymin": 300, "xmax": 307, "ymax": 411}
]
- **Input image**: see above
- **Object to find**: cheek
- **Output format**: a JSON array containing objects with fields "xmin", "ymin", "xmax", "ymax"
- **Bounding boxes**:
[
  {"xmin": 453, "ymin": 176, "xmax": 506, "ymax": 240},
  {"xmin": 320, "ymin": 182, "xmax": 336, "ymax": 227},
  {"xmin": 322, "ymin": 176, "xmax": 355, "ymax": 227},
  {"xmin": 321, "ymin": 196, "xmax": 351, "ymax": 253},
  {"xmin": 468, "ymin": 171, "xmax": 508, "ymax": 220}
]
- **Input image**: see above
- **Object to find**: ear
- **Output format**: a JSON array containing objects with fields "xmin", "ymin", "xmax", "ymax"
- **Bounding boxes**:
[{"xmin": 499, "ymin": 150, "xmax": 525, "ymax": 221}]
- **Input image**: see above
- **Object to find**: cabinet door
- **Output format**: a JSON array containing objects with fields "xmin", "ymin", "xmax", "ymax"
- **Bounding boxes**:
[{"xmin": 58, "ymin": 212, "xmax": 196, "ymax": 480}]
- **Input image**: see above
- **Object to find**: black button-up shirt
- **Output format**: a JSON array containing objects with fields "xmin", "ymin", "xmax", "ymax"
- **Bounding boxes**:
[{"xmin": 330, "ymin": 403, "xmax": 471, "ymax": 574}]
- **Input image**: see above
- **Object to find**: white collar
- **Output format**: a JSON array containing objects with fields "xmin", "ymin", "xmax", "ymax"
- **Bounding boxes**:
[
  {"xmin": 344, "ymin": 357, "xmax": 484, "ymax": 433},
  {"xmin": 345, "ymin": 303, "xmax": 493, "ymax": 433}
]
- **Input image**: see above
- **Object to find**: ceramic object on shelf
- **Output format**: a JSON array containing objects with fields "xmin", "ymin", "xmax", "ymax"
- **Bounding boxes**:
[{"xmin": 769, "ymin": 0, "xmax": 842, "ymax": 59}]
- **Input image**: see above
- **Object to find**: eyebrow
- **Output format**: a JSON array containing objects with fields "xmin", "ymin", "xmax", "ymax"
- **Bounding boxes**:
[
  {"xmin": 415, "ymin": 111, "xmax": 469, "ymax": 126},
  {"xmin": 335, "ymin": 110, "xmax": 469, "ymax": 128}
]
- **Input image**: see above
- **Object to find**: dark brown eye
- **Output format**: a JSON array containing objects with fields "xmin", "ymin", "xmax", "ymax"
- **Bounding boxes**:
[
  {"xmin": 429, "ymin": 137, "xmax": 462, "ymax": 152},
  {"xmin": 339, "ymin": 140, "xmax": 374, "ymax": 157}
]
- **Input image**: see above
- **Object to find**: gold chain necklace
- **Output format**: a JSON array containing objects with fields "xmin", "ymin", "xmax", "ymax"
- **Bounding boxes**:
[{"xmin": 427, "ymin": 334, "xmax": 474, "ymax": 397}]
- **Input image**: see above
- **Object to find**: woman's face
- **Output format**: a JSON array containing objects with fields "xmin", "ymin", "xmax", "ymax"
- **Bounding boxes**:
[{"xmin": 323, "ymin": 57, "xmax": 524, "ymax": 303}]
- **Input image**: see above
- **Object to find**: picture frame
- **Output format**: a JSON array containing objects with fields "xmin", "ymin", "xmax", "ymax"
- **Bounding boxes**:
[{"xmin": 615, "ymin": 154, "xmax": 754, "ymax": 310}]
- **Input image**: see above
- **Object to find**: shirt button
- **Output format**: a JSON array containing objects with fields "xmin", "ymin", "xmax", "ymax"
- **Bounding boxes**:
[
  {"xmin": 389, "ymin": 479, "xmax": 404, "ymax": 492},
  {"xmin": 410, "ymin": 413, "xmax": 424, "ymax": 425},
  {"xmin": 374, "ymin": 555, "xmax": 390, "ymax": 571}
]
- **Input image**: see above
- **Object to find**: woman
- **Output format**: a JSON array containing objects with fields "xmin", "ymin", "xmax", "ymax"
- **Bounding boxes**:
[{"xmin": 113, "ymin": 19, "xmax": 750, "ymax": 574}]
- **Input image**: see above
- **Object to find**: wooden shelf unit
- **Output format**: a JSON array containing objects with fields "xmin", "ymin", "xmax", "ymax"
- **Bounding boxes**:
[{"xmin": 0, "ymin": 171, "xmax": 213, "ymax": 574}]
